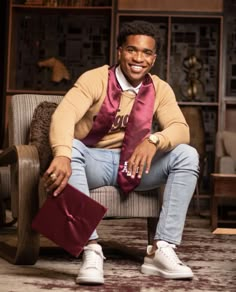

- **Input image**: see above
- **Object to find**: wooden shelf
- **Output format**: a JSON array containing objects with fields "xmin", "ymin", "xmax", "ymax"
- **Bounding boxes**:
[
  {"xmin": 178, "ymin": 102, "xmax": 219, "ymax": 106},
  {"xmin": 117, "ymin": 0, "xmax": 223, "ymax": 12},
  {"xmin": 6, "ymin": 89, "xmax": 66, "ymax": 95},
  {"xmin": 12, "ymin": 4, "xmax": 112, "ymax": 10},
  {"xmin": 224, "ymin": 97, "xmax": 236, "ymax": 104}
]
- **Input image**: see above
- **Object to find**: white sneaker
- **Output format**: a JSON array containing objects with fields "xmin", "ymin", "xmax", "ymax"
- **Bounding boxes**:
[
  {"xmin": 141, "ymin": 241, "xmax": 193, "ymax": 279},
  {"xmin": 76, "ymin": 243, "xmax": 105, "ymax": 285}
]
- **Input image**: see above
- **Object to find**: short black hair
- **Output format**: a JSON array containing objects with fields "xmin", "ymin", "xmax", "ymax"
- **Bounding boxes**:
[{"xmin": 117, "ymin": 20, "xmax": 160, "ymax": 54}]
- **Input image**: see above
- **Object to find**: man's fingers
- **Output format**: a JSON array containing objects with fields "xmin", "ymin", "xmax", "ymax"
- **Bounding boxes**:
[
  {"xmin": 45, "ymin": 170, "xmax": 70, "ymax": 194},
  {"xmin": 128, "ymin": 156, "xmax": 146, "ymax": 179},
  {"xmin": 137, "ymin": 159, "xmax": 145, "ymax": 178},
  {"xmin": 145, "ymin": 156, "xmax": 152, "ymax": 174},
  {"xmin": 128, "ymin": 156, "xmax": 138, "ymax": 178},
  {"xmin": 53, "ymin": 176, "xmax": 69, "ymax": 197},
  {"xmin": 50, "ymin": 172, "xmax": 57, "ymax": 181}
]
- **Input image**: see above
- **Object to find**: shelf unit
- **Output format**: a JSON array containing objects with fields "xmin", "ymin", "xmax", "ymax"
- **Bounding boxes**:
[
  {"xmin": 4, "ymin": 0, "xmax": 233, "ymax": 197},
  {"xmin": 116, "ymin": 12, "xmax": 223, "ymax": 192},
  {"xmin": 7, "ymin": 0, "xmax": 114, "ymax": 95},
  {"xmin": 220, "ymin": 0, "xmax": 236, "ymax": 131},
  {"xmin": 116, "ymin": 14, "xmax": 222, "ymax": 103}
]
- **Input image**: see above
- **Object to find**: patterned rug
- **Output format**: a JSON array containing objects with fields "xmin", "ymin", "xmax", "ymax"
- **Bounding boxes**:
[{"xmin": 0, "ymin": 217, "xmax": 235, "ymax": 292}]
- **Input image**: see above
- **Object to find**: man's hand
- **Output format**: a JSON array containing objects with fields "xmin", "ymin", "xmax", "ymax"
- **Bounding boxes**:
[
  {"xmin": 43, "ymin": 156, "xmax": 72, "ymax": 197},
  {"xmin": 127, "ymin": 138, "xmax": 157, "ymax": 179}
]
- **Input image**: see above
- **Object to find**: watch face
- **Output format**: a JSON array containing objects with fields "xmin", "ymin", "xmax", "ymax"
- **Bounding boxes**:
[
  {"xmin": 149, "ymin": 134, "xmax": 159, "ymax": 145},
  {"xmin": 151, "ymin": 135, "xmax": 158, "ymax": 143}
]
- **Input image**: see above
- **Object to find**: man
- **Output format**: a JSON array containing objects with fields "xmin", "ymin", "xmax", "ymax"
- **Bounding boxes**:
[{"xmin": 44, "ymin": 20, "xmax": 199, "ymax": 285}]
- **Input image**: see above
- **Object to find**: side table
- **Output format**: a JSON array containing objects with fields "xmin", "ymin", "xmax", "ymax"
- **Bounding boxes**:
[{"xmin": 211, "ymin": 173, "xmax": 236, "ymax": 230}]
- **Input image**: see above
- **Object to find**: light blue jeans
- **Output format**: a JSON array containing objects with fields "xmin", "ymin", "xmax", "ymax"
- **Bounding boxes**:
[{"xmin": 68, "ymin": 139, "xmax": 199, "ymax": 245}]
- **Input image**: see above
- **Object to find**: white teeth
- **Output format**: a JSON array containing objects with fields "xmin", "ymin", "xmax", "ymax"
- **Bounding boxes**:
[{"xmin": 131, "ymin": 65, "xmax": 142, "ymax": 72}]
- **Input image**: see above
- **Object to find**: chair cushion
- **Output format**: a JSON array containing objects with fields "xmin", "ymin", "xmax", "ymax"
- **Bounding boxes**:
[
  {"xmin": 29, "ymin": 101, "xmax": 58, "ymax": 175},
  {"xmin": 222, "ymin": 131, "xmax": 236, "ymax": 167},
  {"xmin": 38, "ymin": 178, "xmax": 161, "ymax": 217}
]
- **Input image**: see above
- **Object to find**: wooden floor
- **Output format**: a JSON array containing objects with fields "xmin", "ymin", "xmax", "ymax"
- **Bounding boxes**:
[{"xmin": 0, "ymin": 215, "xmax": 235, "ymax": 292}]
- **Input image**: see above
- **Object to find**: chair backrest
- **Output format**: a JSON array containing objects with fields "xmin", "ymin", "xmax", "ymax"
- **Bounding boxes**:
[
  {"xmin": 8, "ymin": 94, "xmax": 63, "ymax": 146},
  {"xmin": 215, "ymin": 131, "xmax": 236, "ymax": 173},
  {"xmin": 215, "ymin": 131, "xmax": 225, "ymax": 159}
]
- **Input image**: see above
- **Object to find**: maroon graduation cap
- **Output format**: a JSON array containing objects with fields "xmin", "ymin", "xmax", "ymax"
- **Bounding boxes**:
[{"xmin": 32, "ymin": 183, "xmax": 107, "ymax": 257}]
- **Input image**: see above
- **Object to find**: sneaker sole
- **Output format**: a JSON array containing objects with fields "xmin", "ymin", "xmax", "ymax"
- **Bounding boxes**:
[
  {"xmin": 76, "ymin": 276, "xmax": 104, "ymax": 285},
  {"xmin": 141, "ymin": 264, "xmax": 193, "ymax": 279}
]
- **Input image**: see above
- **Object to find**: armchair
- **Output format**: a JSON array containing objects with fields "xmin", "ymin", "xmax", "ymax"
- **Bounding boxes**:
[{"xmin": 0, "ymin": 94, "xmax": 161, "ymax": 265}]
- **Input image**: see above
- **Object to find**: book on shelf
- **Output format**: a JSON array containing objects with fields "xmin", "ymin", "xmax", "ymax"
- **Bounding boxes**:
[
  {"xmin": 25, "ymin": 0, "xmax": 44, "ymax": 5},
  {"xmin": 23, "ymin": 0, "xmax": 110, "ymax": 7}
]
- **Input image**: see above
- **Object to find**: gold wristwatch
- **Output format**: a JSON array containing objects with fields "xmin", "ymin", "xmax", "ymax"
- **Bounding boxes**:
[{"xmin": 147, "ymin": 134, "xmax": 160, "ymax": 146}]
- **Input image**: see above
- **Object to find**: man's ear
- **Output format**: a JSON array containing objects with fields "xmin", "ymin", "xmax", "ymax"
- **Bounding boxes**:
[
  {"xmin": 117, "ymin": 47, "xmax": 122, "ymax": 61},
  {"xmin": 152, "ymin": 55, "xmax": 157, "ymax": 66}
]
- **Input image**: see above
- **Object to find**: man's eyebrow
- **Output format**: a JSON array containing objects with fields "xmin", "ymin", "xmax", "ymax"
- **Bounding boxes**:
[
  {"xmin": 143, "ymin": 48, "xmax": 155, "ymax": 53},
  {"xmin": 125, "ymin": 45, "xmax": 155, "ymax": 52}
]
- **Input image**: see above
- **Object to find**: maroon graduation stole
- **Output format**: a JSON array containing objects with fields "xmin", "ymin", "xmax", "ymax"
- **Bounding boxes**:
[{"xmin": 82, "ymin": 66, "xmax": 155, "ymax": 193}]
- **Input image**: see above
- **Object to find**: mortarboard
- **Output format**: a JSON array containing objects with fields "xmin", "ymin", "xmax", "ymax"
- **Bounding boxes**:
[{"xmin": 32, "ymin": 183, "xmax": 107, "ymax": 257}]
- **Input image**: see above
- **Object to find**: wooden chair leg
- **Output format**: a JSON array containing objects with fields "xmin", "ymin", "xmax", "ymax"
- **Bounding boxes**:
[{"xmin": 147, "ymin": 217, "xmax": 158, "ymax": 244}]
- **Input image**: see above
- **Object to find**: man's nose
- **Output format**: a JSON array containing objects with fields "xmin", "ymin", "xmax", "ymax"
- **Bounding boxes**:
[{"xmin": 133, "ymin": 51, "xmax": 143, "ymax": 62}]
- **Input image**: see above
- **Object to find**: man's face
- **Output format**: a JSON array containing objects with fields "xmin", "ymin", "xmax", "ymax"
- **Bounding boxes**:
[{"xmin": 117, "ymin": 34, "xmax": 157, "ymax": 87}]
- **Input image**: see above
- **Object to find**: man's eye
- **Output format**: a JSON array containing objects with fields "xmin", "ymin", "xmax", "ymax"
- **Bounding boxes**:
[
  {"xmin": 144, "ymin": 51, "xmax": 154, "ymax": 56},
  {"xmin": 127, "ymin": 48, "xmax": 134, "ymax": 53}
]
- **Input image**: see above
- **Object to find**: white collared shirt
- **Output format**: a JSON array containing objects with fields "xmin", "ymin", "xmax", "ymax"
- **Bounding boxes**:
[{"xmin": 115, "ymin": 65, "xmax": 142, "ymax": 95}]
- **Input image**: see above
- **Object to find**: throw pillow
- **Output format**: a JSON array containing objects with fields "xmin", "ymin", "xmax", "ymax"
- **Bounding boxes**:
[
  {"xmin": 29, "ymin": 101, "xmax": 58, "ymax": 175},
  {"xmin": 222, "ymin": 131, "xmax": 236, "ymax": 166}
]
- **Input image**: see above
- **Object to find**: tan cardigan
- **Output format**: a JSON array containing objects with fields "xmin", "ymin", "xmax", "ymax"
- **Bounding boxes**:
[{"xmin": 50, "ymin": 65, "xmax": 189, "ymax": 159}]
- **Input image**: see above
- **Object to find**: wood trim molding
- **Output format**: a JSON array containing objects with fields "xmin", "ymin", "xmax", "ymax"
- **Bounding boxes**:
[{"xmin": 117, "ymin": 0, "xmax": 223, "ymax": 12}]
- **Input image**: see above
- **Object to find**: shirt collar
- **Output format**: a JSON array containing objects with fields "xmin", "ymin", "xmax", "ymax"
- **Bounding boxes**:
[{"xmin": 115, "ymin": 65, "xmax": 142, "ymax": 94}]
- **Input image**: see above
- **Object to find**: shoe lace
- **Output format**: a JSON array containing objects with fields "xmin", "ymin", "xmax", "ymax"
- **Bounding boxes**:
[
  {"xmin": 82, "ymin": 246, "xmax": 105, "ymax": 269},
  {"xmin": 160, "ymin": 243, "xmax": 183, "ymax": 265}
]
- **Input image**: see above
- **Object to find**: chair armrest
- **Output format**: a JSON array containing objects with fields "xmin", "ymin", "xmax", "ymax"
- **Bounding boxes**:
[
  {"xmin": 0, "ymin": 145, "xmax": 40, "ymax": 264},
  {"xmin": 0, "ymin": 145, "xmax": 39, "ymax": 165},
  {"xmin": 0, "ymin": 145, "xmax": 40, "ymax": 217},
  {"xmin": 0, "ymin": 146, "xmax": 18, "ymax": 166}
]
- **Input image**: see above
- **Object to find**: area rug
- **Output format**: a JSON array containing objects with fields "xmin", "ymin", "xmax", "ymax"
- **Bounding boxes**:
[{"xmin": 0, "ymin": 217, "xmax": 235, "ymax": 292}]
